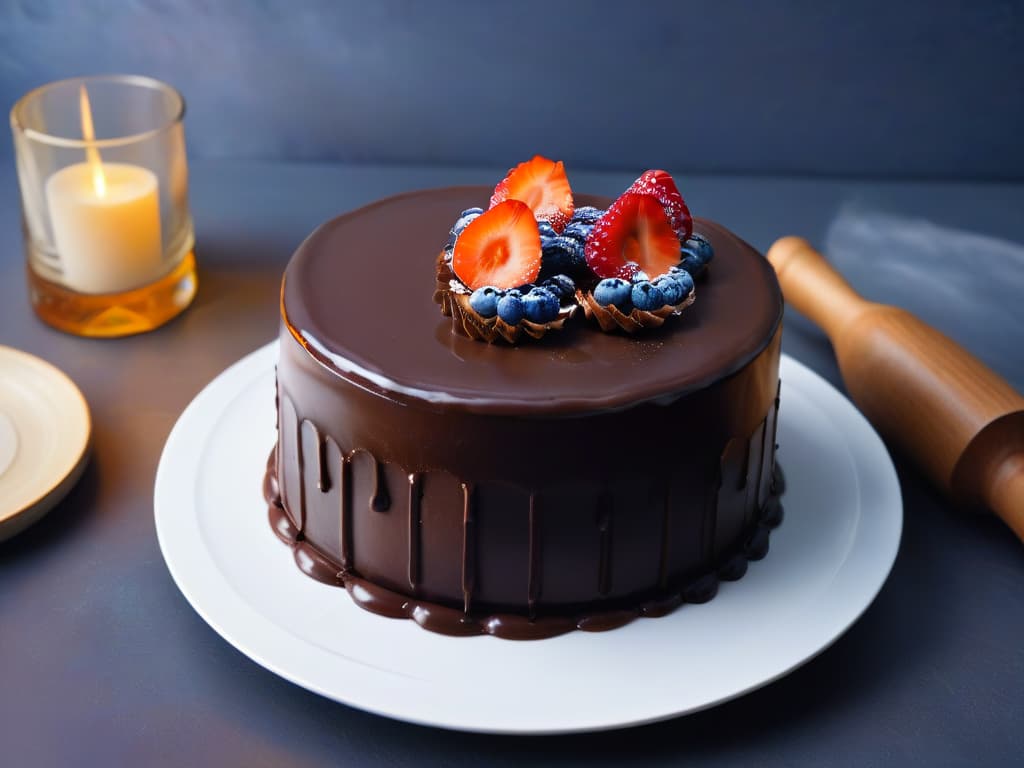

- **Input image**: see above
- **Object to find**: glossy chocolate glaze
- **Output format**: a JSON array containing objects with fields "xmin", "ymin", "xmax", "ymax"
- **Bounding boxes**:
[
  {"xmin": 264, "ymin": 452, "xmax": 785, "ymax": 640},
  {"xmin": 271, "ymin": 187, "xmax": 785, "ymax": 639},
  {"xmin": 282, "ymin": 188, "xmax": 781, "ymax": 415}
]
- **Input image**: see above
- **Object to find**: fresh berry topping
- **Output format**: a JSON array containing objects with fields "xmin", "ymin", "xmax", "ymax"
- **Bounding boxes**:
[
  {"xmin": 678, "ymin": 248, "xmax": 705, "ymax": 277},
  {"xmin": 541, "ymin": 274, "xmax": 576, "ymax": 301},
  {"xmin": 489, "ymin": 156, "xmax": 574, "ymax": 233},
  {"xmin": 496, "ymin": 292, "xmax": 525, "ymax": 324},
  {"xmin": 584, "ymin": 193, "xmax": 681, "ymax": 280},
  {"xmin": 468, "ymin": 286, "xmax": 501, "ymax": 318},
  {"xmin": 626, "ymin": 170, "xmax": 692, "ymax": 242},
  {"xmin": 685, "ymin": 233, "xmax": 714, "ymax": 265},
  {"xmin": 537, "ymin": 220, "xmax": 558, "ymax": 239},
  {"xmin": 522, "ymin": 287, "xmax": 560, "ymax": 323},
  {"xmin": 653, "ymin": 275, "xmax": 685, "ymax": 305},
  {"xmin": 631, "ymin": 280, "xmax": 666, "ymax": 311},
  {"xmin": 452, "ymin": 200, "xmax": 542, "ymax": 290},
  {"xmin": 593, "ymin": 277, "xmax": 632, "ymax": 310},
  {"xmin": 571, "ymin": 206, "xmax": 605, "ymax": 224},
  {"xmin": 540, "ymin": 235, "xmax": 586, "ymax": 278},
  {"xmin": 670, "ymin": 269, "xmax": 695, "ymax": 298},
  {"xmin": 451, "ymin": 208, "xmax": 484, "ymax": 237},
  {"xmin": 631, "ymin": 270, "xmax": 650, "ymax": 283},
  {"xmin": 562, "ymin": 220, "xmax": 593, "ymax": 245},
  {"xmin": 618, "ymin": 262, "xmax": 641, "ymax": 279}
]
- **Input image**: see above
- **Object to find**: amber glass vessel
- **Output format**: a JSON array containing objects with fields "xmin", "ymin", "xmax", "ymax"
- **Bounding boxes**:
[{"xmin": 11, "ymin": 75, "xmax": 196, "ymax": 337}]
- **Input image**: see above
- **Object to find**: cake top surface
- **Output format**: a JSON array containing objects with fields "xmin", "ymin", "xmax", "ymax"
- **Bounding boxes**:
[{"xmin": 282, "ymin": 186, "xmax": 782, "ymax": 415}]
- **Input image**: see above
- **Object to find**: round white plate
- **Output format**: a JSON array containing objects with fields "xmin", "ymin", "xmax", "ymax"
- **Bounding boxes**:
[
  {"xmin": 0, "ymin": 346, "xmax": 91, "ymax": 542},
  {"xmin": 155, "ymin": 342, "xmax": 901, "ymax": 734}
]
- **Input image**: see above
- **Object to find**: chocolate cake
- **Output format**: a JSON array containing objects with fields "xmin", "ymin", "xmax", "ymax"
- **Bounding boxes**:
[{"xmin": 267, "ymin": 180, "xmax": 784, "ymax": 640}]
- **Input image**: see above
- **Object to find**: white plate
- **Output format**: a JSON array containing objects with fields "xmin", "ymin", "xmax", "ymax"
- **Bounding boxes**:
[
  {"xmin": 155, "ymin": 343, "xmax": 901, "ymax": 735},
  {"xmin": 0, "ymin": 346, "xmax": 91, "ymax": 542}
]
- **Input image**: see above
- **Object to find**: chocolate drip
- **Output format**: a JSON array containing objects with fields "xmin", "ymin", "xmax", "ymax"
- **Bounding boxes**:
[
  {"xmin": 274, "ymin": 376, "xmax": 281, "ymax": 512},
  {"xmin": 461, "ymin": 482, "xmax": 476, "ymax": 614},
  {"xmin": 339, "ymin": 453, "xmax": 352, "ymax": 571},
  {"xmin": 754, "ymin": 408, "xmax": 770, "ymax": 507},
  {"xmin": 294, "ymin": 415, "xmax": 306, "ymax": 531},
  {"xmin": 596, "ymin": 493, "xmax": 613, "ymax": 596},
  {"xmin": 278, "ymin": 394, "xmax": 289, "ymax": 527},
  {"xmin": 768, "ymin": 386, "xmax": 782, "ymax": 495},
  {"xmin": 738, "ymin": 435, "xmax": 751, "ymax": 491},
  {"xmin": 371, "ymin": 457, "xmax": 391, "ymax": 512},
  {"xmin": 527, "ymin": 494, "xmax": 541, "ymax": 617},
  {"xmin": 313, "ymin": 424, "xmax": 331, "ymax": 492},
  {"xmin": 407, "ymin": 473, "xmax": 422, "ymax": 589},
  {"xmin": 264, "ymin": 443, "xmax": 786, "ymax": 640}
]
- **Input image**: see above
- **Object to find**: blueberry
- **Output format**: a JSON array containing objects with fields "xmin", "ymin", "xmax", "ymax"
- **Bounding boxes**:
[
  {"xmin": 537, "ymin": 220, "xmax": 558, "ymax": 239},
  {"xmin": 496, "ymin": 292, "xmax": 525, "ymax": 324},
  {"xmin": 686, "ymin": 233, "xmax": 714, "ymax": 265},
  {"xmin": 631, "ymin": 270, "xmax": 650, "ymax": 284},
  {"xmin": 562, "ymin": 221, "xmax": 593, "ymax": 245},
  {"xmin": 540, "ymin": 236, "xmax": 586, "ymax": 278},
  {"xmin": 542, "ymin": 274, "xmax": 576, "ymax": 301},
  {"xmin": 631, "ymin": 280, "xmax": 666, "ymax": 311},
  {"xmin": 653, "ymin": 275, "xmax": 685, "ymax": 305},
  {"xmin": 522, "ymin": 287, "xmax": 560, "ymax": 323},
  {"xmin": 668, "ymin": 265, "xmax": 690, "ymax": 279},
  {"xmin": 593, "ymin": 278, "xmax": 632, "ymax": 310},
  {"xmin": 571, "ymin": 206, "xmax": 605, "ymax": 224},
  {"xmin": 668, "ymin": 269, "xmax": 694, "ymax": 299},
  {"xmin": 468, "ymin": 286, "xmax": 501, "ymax": 318},
  {"xmin": 451, "ymin": 209, "xmax": 483, "ymax": 236},
  {"xmin": 678, "ymin": 247, "xmax": 705, "ymax": 277}
]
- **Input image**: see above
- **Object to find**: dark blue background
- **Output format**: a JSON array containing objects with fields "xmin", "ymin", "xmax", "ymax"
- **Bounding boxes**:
[{"xmin": 2, "ymin": 0, "xmax": 1022, "ymax": 179}]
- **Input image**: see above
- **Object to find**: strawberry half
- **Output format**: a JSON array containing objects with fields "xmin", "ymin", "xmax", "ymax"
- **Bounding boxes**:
[
  {"xmin": 452, "ymin": 200, "xmax": 542, "ymax": 290},
  {"xmin": 627, "ymin": 170, "xmax": 692, "ymax": 242},
  {"xmin": 489, "ymin": 155, "xmax": 574, "ymax": 233},
  {"xmin": 584, "ymin": 193, "xmax": 680, "ymax": 280}
]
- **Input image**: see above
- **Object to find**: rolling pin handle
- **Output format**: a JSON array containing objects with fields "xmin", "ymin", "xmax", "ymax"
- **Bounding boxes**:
[
  {"xmin": 767, "ymin": 236, "xmax": 868, "ymax": 339},
  {"xmin": 768, "ymin": 235, "xmax": 1024, "ymax": 544}
]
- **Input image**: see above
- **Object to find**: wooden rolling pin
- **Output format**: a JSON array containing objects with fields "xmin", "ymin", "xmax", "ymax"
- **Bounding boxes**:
[{"xmin": 767, "ymin": 236, "xmax": 1024, "ymax": 541}]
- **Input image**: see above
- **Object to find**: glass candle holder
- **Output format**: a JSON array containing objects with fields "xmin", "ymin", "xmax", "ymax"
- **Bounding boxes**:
[{"xmin": 11, "ymin": 75, "xmax": 197, "ymax": 337}]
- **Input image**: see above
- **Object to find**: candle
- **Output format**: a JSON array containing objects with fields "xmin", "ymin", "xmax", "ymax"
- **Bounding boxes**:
[
  {"xmin": 45, "ymin": 86, "xmax": 162, "ymax": 294},
  {"xmin": 14, "ymin": 75, "xmax": 196, "ymax": 337}
]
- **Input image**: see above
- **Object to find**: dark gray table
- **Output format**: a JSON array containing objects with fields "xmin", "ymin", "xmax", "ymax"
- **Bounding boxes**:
[{"xmin": 2, "ymin": 161, "xmax": 1022, "ymax": 766}]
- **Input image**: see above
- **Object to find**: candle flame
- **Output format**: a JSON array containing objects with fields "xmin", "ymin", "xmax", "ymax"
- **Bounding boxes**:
[{"xmin": 79, "ymin": 85, "xmax": 106, "ymax": 197}]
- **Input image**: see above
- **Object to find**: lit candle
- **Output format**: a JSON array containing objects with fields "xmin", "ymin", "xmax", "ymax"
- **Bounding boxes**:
[{"xmin": 45, "ymin": 86, "xmax": 162, "ymax": 294}]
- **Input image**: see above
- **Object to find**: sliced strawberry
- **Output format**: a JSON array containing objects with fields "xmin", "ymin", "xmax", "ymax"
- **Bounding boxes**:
[
  {"xmin": 584, "ymin": 193, "xmax": 680, "ymax": 280},
  {"xmin": 452, "ymin": 200, "xmax": 542, "ymax": 290},
  {"xmin": 627, "ymin": 170, "xmax": 692, "ymax": 242},
  {"xmin": 489, "ymin": 155, "xmax": 574, "ymax": 233}
]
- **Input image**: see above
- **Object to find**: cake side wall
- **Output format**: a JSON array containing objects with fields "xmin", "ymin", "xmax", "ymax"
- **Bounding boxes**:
[{"xmin": 273, "ymin": 323, "xmax": 781, "ymax": 615}]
